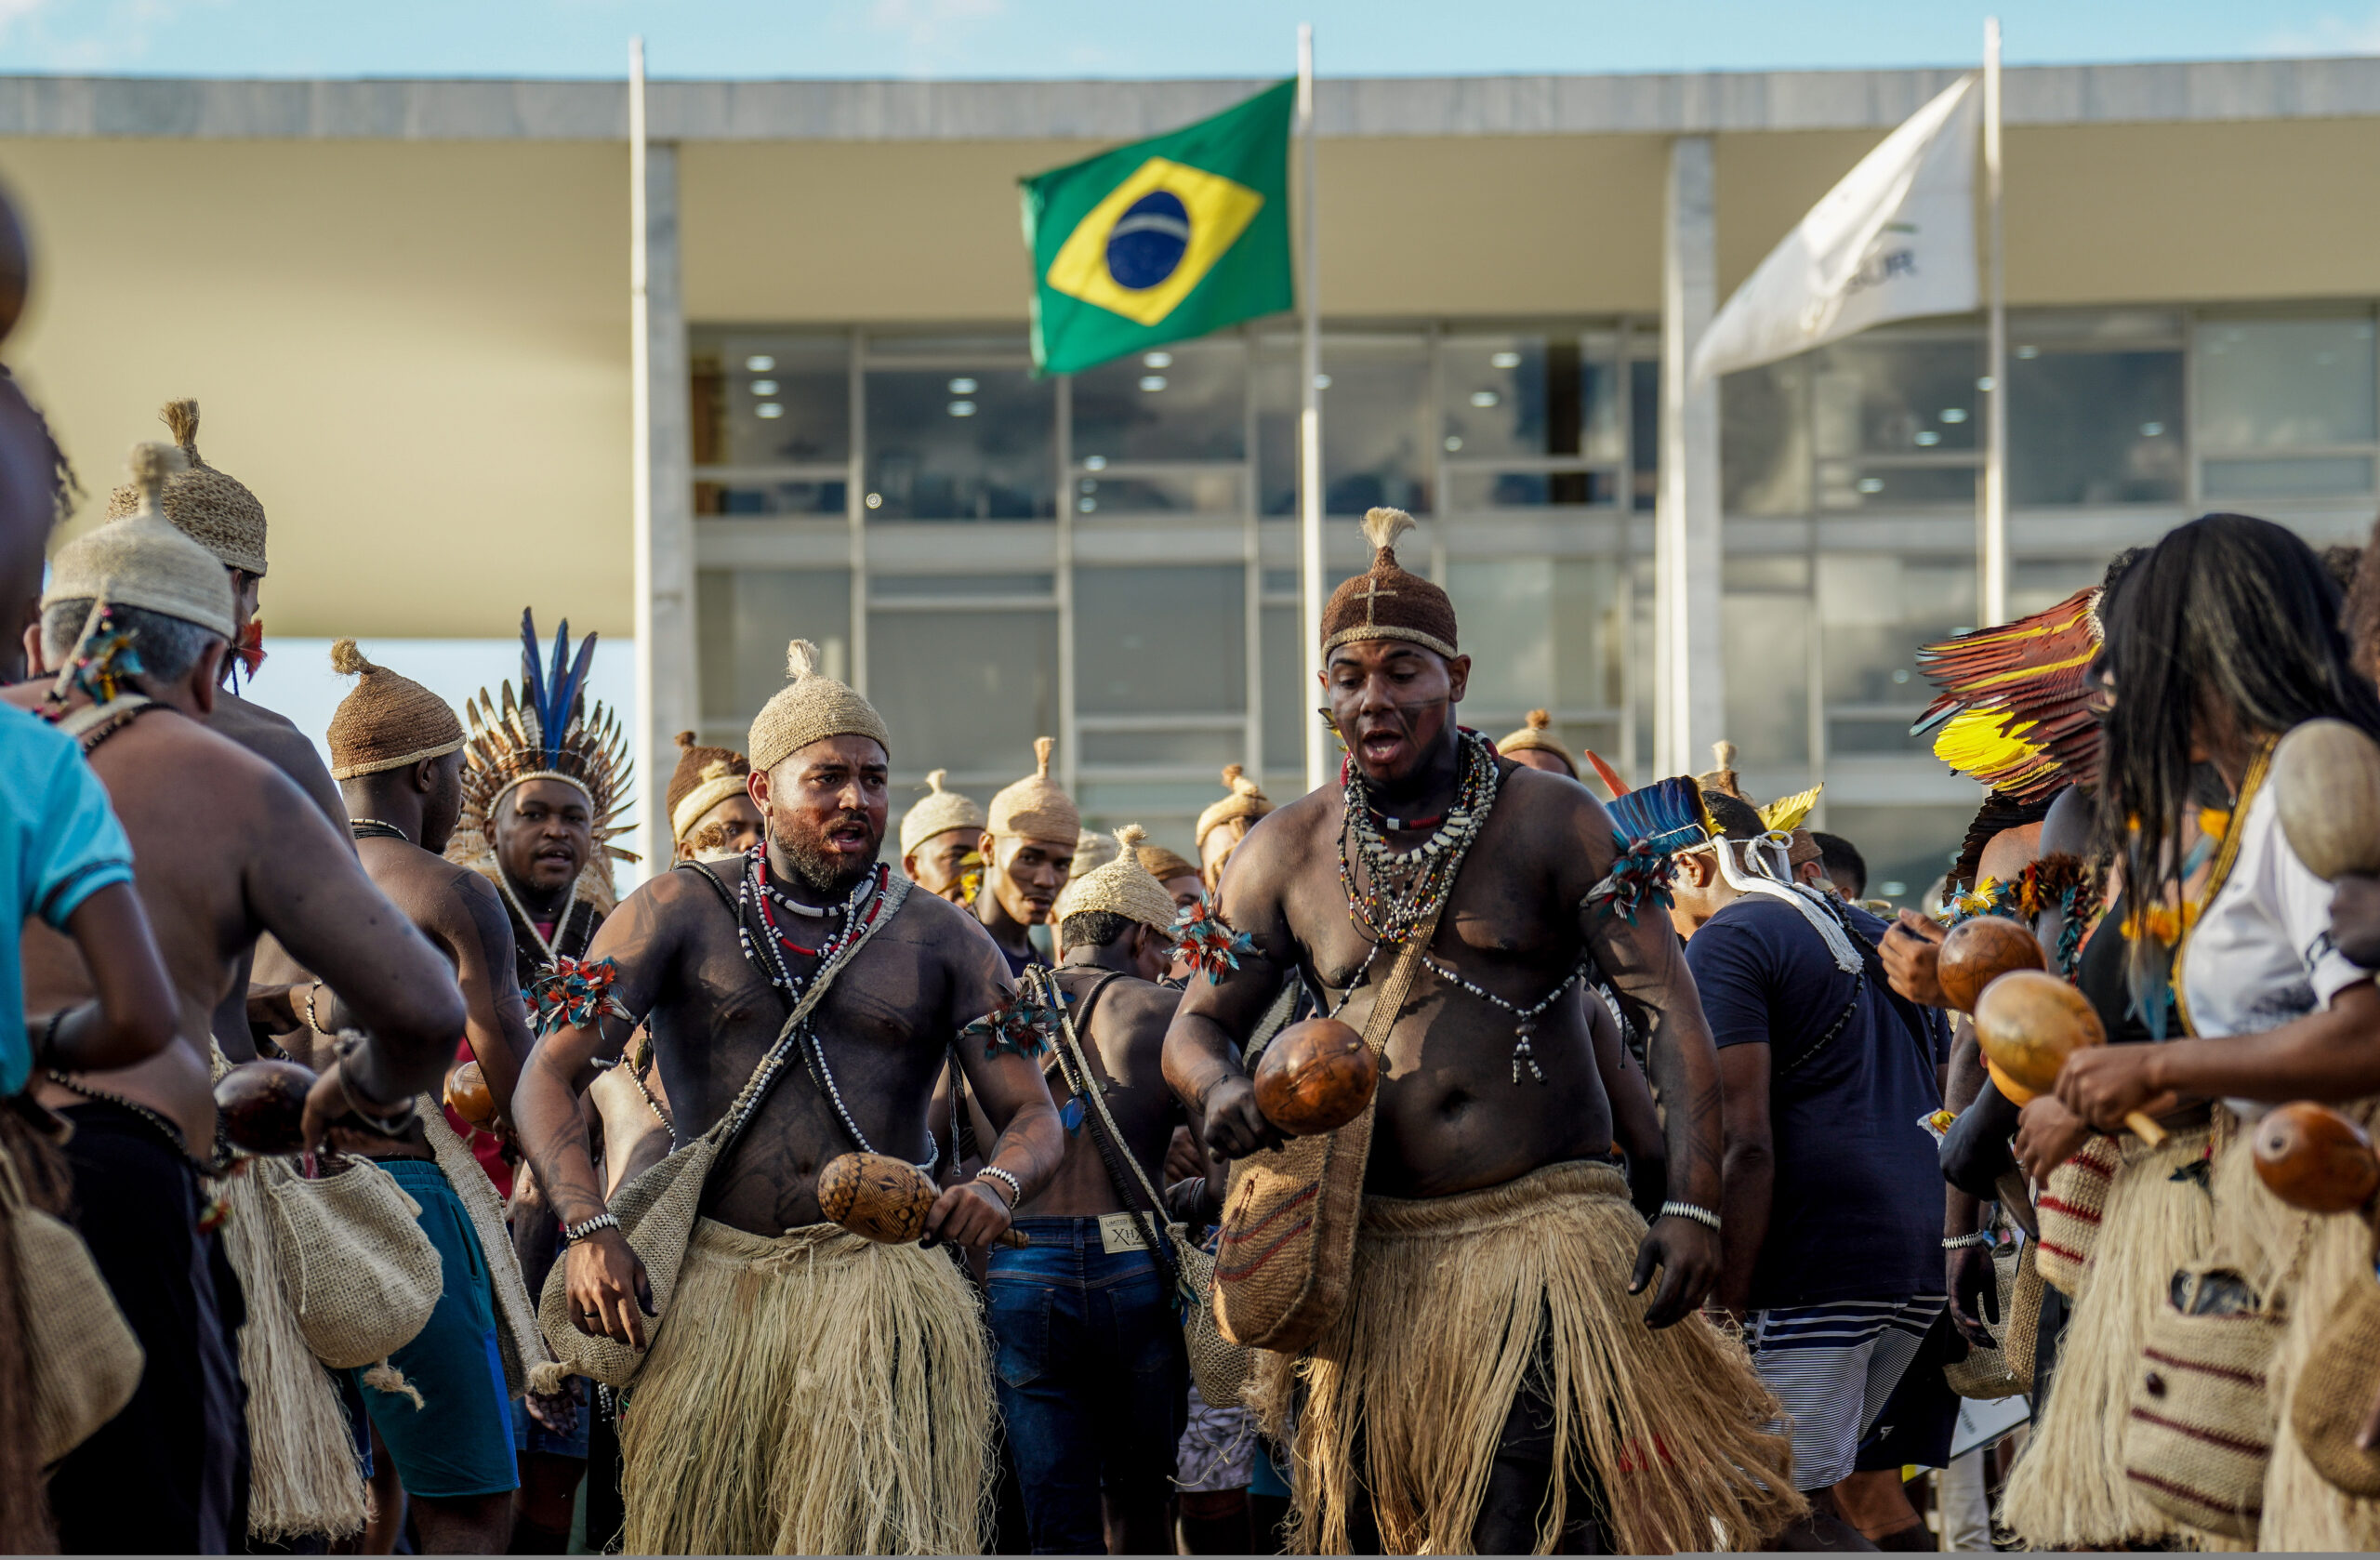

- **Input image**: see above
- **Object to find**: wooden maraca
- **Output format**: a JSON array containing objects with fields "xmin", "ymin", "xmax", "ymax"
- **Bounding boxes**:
[
  {"xmin": 2274, "ymin": 719, "xmax": 2380, "ymax": 880},
  {"xmin": 443, "ymin": 1060, "xmax": 497, "ymax": 1130},
  {"xmin": 214, "ymin": 1058, "xmax": 319, "ymax": 1156},
  {"xmin": 816, "ymin": 1152, "xmax": 1028, "ymax": 1248},
  {"xmin": 1972, "ymin": 969, "xmax": 2167, "ymax": 1145},
  {"xmin": 1252, "ymin": 1017, "xmax": 1378, "ymax": 1136},
  {"xmin": 2253, "ymin": 1101, "xmax": 2380, "ymax": 1214},
  {"xmin": 1937, "ymin": 916, "xmax": 2047, "ymax": 1013}
]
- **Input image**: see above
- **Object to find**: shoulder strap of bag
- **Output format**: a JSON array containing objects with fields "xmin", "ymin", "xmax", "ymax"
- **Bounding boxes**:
[{"xmin": 1039, "ymin": 967, "xmax": 1181, "ymax": 1270}]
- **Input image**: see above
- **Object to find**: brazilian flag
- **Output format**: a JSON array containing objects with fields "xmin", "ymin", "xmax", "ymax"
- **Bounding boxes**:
[{"xmin": 1021, "ymin": 80, "xmax": 1295, "ymax": 376}]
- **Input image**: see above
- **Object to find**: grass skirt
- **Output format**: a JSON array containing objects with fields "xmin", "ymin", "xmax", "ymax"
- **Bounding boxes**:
[
  {"xmin": 617, "ymin": 1218, "xmax": 993, "ymax": 1555},
  {"xmin": 2209, "ymin": 1117, "xmax": 2380, "ymax": 1551},
  {"xmin": 2002, "ymin": 1122, "xmax": 2218, "ymax": 1550},
  {"xmin": 1252, "ymin": 1160, "xmax": 1803, "ymax": 1554}
]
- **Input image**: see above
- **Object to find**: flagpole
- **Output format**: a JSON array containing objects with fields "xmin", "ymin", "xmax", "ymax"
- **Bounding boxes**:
[
  {"xmin": 1297, "ymin": 22, "xmax": 1328, "ymax": 795},
  {"xmin": 628, "ymin": 35, "xmax": 663, "ymax": 873},
  {"xmin": 1981, "ymin": 17, "xmax": 2008, "ymax": 627}
]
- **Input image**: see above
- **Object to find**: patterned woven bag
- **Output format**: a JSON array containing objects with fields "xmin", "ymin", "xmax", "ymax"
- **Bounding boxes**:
[
  {"xmin": 1943, "ymin": 1241, "xmax": 2026, "ymax": 1400},
  {"xmin": 2121, "ymin": 1262, "xmax": 2285, "ymax": 1540},
  {"xmin": 2035, "ymin": 1132, "xmax": 2122, "ymax": 1296}
]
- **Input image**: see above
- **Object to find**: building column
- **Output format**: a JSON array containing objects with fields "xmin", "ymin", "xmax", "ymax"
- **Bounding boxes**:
[
  {"xmin": 633, "ymin": 139, "xmax": 695, "ymax": 874},
  {"xmin": 1656, "ymin": 134, "xmax": 1726, "ymax": 781}
]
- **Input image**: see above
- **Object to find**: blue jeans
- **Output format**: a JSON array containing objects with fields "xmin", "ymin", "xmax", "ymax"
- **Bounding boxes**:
[{"xmin": 987, "ymin": 1216, "xmax": 1189, "ymax": 1554}]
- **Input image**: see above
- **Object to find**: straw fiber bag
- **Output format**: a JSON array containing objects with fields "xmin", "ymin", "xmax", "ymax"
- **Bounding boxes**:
[
  {"xmin": 2288, "ymin": 1231, "xmax": 2380, "ymax": 1501},
  {"xmin": 539, "ymin": 874, "xmax": 910, "ymax": 1389},
  {"xmin": 1213, "ymin": 908, "xmax": 1440, "ymax": 1353},
  {"xmin": 255, "ymin": 1154, "xmax": 438, "ymax": 1369},
  {"xmin": 1943, "ymin": 1239, "xmax": 2026, "ymax": 1400},
  {"xmin": 2121, "ymin": 1262, "xmax": 2286, "ymax": 1540},
  {"xmin": 0, "ymin": 1139, "xmax": 141, "ymax": 1465},
  {"xmin": 2000, "ymin": 1241, "xmax": 2047, "ymax": 1392},
  {"xmin": 2035, "ymin": 1132, "xmax": 2122, "ymax": 1296}
]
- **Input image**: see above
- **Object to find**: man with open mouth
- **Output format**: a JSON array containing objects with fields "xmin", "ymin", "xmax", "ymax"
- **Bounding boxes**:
[{"xmin": 972, "ymin": 737, "xmax": 1079, "ymax": 977}]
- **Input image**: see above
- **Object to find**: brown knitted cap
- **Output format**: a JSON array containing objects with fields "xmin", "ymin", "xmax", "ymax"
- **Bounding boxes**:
[
  {"xmin": 104, "ymin": 400, "xmax": 268, "ymax": 576},
  {"xmin": 748, "ymin": 639, "xmax": 892, "ymax": 774},
  {"xmin": 1135, "ymin": 842, "xmax": 1198, "ymax": 884},
  {"xmin": 665, "ymin": 731, "xmax": 752, "ymax": 843},
  {"xmin": 1053, "ymin": 826, "xmax": 1178, "ymax": 934},
  {"xmin": 326, "ymin": 640, "xmax": 466, "ymax": 780},
  {"xmin": 1496, "ymin": 709, "xmax": 1576, "ymax": 775},
  {"xmin": 987, "ymin": 736, "xmax": 1079, "ymax": 843},
  {"xmin": 1195, "ymin": 764, "xmax": 1273, "ymax": 847},
  {"xmin": 900, "ymin": 769, "xmax": 986, "ymax": 857},
  {"xmin": 1321, "ymin": 509, "xmax": 1457, "ymax": 659}
]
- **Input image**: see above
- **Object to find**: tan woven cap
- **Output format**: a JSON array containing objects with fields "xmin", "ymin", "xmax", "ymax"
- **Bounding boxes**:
[
  {"xmin": 1135, "ymin": 841, "xmax": 1198, "ymax": 884},
  {"xmin": 104, "ymin": 400, "xmax": 268, "ymax": 576},
  {"xmin": 1053, "ymin": 826, "xmax": 1179, "ymax": 934},
  {"xmin": 1070, "ymin": 828, "xmax": 1119, "ymax": 879},
  {"xmin": 665, "ymin": 731, "xmax": 752, "ymax": 844},
  {"xmin": 1496, "ymin": 709, "xmax": 1576, "ymax": 776},
  {"xmin": 987, "ymin": 736, "xmax": 1078, "ymax": 844},
  {"xmin": 748, "ymin": 639, "xmax": 892, "ymax": 775},
  {"xmin": 326, "ymin": 639, "xmax": 465, "ymax": 780},
  {"xmin": 46, "ymin": 443, "xmax": 237, "ymax": 640},
  {"xmin": 1195, "ymin": 764, "xmax": 1273, "ymax": 848},
  {"xmin": 899, "ymin": 768, "xmax": 986, "ymax": 857}
]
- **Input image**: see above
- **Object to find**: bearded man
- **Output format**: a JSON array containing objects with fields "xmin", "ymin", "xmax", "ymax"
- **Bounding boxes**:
[
  {"xmin": 972, "ymin": 738, "xmax": 1078, "ymax": 974},
  {"xmin": 898, "ymin": 768, "xmax": 985, "ymax": 903},
  {"xmin": 511, "ymin": 640, "xmax": 1064, "ymax": 1554},
  {"xmin": 13, "ymin": 451, "xmax": 465, "ymax": 1555},
  {"xmin": 1164, "ymin": 509, "xmax": 1799, "ymax": 1555}
]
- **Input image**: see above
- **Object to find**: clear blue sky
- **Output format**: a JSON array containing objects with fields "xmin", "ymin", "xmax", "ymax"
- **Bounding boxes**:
[{"xmin": 0, "ymin": 0, "xmax": 2375, "ymax": 79}]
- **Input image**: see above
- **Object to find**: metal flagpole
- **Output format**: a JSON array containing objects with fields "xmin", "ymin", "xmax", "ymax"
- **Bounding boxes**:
[
  {"xmin": 628, "ymin": 36, "xmax": 663, "ymax": 872},
  {"xmin": 1981, "ymin": 17, "xmax": 2008, "ymax": 626},
  {"xmin": 1298, "ymin": 22, "xmax": 1328, "ymax": 794}
]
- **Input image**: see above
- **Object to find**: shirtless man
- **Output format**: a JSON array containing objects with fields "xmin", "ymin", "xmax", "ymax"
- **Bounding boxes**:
[
  {"xmin": 899, "ymin": 768, "xmax": 985, "ymax": 904},
  {"xmin": 972, "ymin": 738, "xmax": 1077, "ymax": 974},
  {"xmin": 1164, "ymin": 509, "xmax": 1800, "ymax": 1555},
  {"xmin": 512, "ymin": 641, "xmax": 1064, "ymax": 1555},
  {"xmin": 14, "ymin": 464, "xmax": 463, "ymax": 1554}
]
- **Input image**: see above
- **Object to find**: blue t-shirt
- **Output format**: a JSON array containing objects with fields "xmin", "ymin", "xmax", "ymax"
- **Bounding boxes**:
[
  {"xmin": 0, "ymin": 706, "xmax": 136, "ymax": 1094},
  {"xmin": 1685, "ymin": 894, "xmax": 1949, "ymax": 1310}
]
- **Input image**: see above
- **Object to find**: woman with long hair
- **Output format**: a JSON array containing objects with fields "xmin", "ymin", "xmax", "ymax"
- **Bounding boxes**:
[{"xmin": 2057, "ymin": 512, "xmax": 2380, "ymax": 1550}]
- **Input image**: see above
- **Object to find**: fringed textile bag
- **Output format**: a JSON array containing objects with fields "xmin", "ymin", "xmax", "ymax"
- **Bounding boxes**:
[{"xmin": 2122, "ymin": 1262, "xmax": 2287, "ymax": 1540}]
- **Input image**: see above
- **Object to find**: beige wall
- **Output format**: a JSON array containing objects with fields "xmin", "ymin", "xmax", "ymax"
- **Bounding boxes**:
[{"xmin": 0, "ymin": 137, "xmax": 634, "ymax": 639}]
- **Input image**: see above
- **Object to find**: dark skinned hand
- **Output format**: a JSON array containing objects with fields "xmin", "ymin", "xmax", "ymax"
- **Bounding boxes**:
[
  {"xmin": 1199, "ymin": 1073, "xmax": 1287, "ymax": 1160},
  {"xmin": 1629, "ymin": 1215, "xmax": 1719, "ymax": 1329},
  {"xmin": 564, "ymin": 1228, "xmax": 654, "ymax": 1349},
  {"xmin": 1947, "ymin": 1243, "xmax": 2001, "ymax": 1350},
  {"xmin": 2055, "ymin": 1044, "xmax": 2182, "ymax": 1134},
  {"xmin": 2334, "ymin": 875, "xmax": 2380, "ymax": 971},
  {"xmin": 2013, "ymin": 1093, "xmax": 2093, "ymax": 1186},
  {"xmin": 298, "ymin": 1053, "xmax": 417, "ymax": 1154},
  {"xmin": 921, "ymin": 1180, "xmax": 1015, "ymax": 1249},
  {"xmin": 1882, "ymin": 910, "xmax": 1950, "ymax": 1008},
  {"xmin": 523, "ymin": 1372, "xmax": 581, "ymax": 1435}
]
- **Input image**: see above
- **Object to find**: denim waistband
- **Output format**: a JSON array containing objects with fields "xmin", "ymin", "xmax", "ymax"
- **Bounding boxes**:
[{"xmin": 988, "ymin": 1214, "xmax": 1170, "ymax": 1289}]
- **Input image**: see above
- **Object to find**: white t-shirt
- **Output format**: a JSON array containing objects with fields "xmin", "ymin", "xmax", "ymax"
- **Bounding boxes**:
[{"xmin": 2178, "ymin": 778, "xmax": 2372, "ymax": 1117}]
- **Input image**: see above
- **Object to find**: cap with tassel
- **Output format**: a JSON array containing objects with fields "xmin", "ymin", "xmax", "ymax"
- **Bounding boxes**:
[
  {"xmin": 747, "ymin": 638, "xmax": 890, "ymax": 775},
  {"xmin": 45, "ymin": 442, "xmax": 237, "ymax": 640},
  {"xmin": 326, "ymin": 639, "xmax": 466, "ymax": 780},
  {"xmin": 1051, "ymin": 824, "xmax": 1179, "ymax": 935},
  {"xmin": 1495, "ymin": 709, "xmax": 1576, "ymax": 776},
  {"xmin": 900, "ymin": 767, "xmax": 986, "ymax": 857},
  {"xmin": 1196, "ymin": 763, "xmax": 1274, "ymax": 847},
  {"xmin": 104, "ymin": 399, "xmax": 269, "ymax": 576},
  {"xmin": 987, "ymin": 736, "xmax": 1078, "ymax": 845},
  {"xmin": 1319, "ymin": 508, "xmax": 1459, "ymax": 658}
]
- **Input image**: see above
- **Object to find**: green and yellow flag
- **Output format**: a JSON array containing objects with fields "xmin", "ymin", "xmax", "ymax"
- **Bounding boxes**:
[{"xmin": 1021, "ymin": 80, "xmax": 1295, "ymax": 377}]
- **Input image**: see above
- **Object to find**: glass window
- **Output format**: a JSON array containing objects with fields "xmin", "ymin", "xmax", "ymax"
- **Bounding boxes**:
[
  {"xmin": 1256, "ymin": 339, "xmax": 1430, "ymax": 517},
  {"xmin": 864, "ymin": 364, "xmax": 1054, "ymax": 522},
  {"xmin": 2197, "ymin": 316, "xmax": 2377, "ymax": 452},
  {"xmin": 693, "ymin": 334, "xmax": 849, "ymax": 467},
  {"xmin": 694, "ymin": 478, "xmax": 847, "ymax": 518},
  {"xmin": 872, "ymin": 573, "xmax": 1054, "ymax": 600},
  {"xmin": 1631, "ymin": 358, "xmax": 1659, "ymax": 513},
  {"xmin": 696, "ymin": 568, "xmax": 851, "ymax": 727},
  {"xmin": 1071, "ymin": 341, "xmax": 1247, "ymax": 464},
  {"xmin": 1819, "ymin": 804, "xmax": 1979, "ymax": 908},
  {"xmin": 1438, "ymin": 333, "xmax": 1623, "ymax": 474},
  {"xmin": 1074, "ymin": 566, "xmax": 1246, "ymax": 715},
  {"xmin": 1819, "ymin": 553, "xmax": 1973, "ymax": 750},
  {"xmin": 1076, "ymin": 782, "xmax": 1220, "ymax": 859},
  {"xmin": 1721, "ymin": 555, "xmax": 1811, "ymax": 767},
  {"xmin": 1262, "ymin": 602, "xmax": 1310, "ymax": 769},
  {"xmin": 2204, "ymin": 456, "xmax": 2376, "ymax": 498},
  {"xmin": 1446, "ymin": 559, "xmax": 1625, "ymax": 725},
  {"xmin": 1810, "ymin": 337, "xmax": 1981, "ymax": 511},
  {"xmin": 1078, "ymin": 728, "xmax": 1246, "ymax": 767},
  {"xmin": 866, "ymin": 610, "xmax": 1059, "ymax": 779},
  {"xmin": 1072, "ymin": 469, "xmax": 1244, "ymax": 518},
  {"xmin": 2008, "ymin": 350, "xmax": 2184, "ymax": 506},
  {"xmin": 1722, "ymin": 361, "xmax": 1811, "ymax": 516}
]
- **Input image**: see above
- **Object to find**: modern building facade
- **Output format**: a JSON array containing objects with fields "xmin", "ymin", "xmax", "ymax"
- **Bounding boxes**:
[{"xmin": 8, "ymin": 59, "xmax": 2380, "ymax": 895}]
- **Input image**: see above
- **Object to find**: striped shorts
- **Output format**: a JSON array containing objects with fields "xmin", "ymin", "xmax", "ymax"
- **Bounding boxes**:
[{"xmin": 1743, "ymin": 1295, "xmax": 1948, "ymax": 1490}]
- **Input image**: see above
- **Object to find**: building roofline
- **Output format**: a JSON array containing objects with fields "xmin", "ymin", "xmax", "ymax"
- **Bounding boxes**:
[{"xmin": 0, "ymin": 57, "xmax": 2374, "ymax": 142}]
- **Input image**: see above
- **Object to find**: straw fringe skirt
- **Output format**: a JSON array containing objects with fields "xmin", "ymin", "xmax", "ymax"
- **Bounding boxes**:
[
  {"xmin": 2209, "ymin": 1116, "xmax": 2380, "ymax": 1551},
  {"xmin": 2001, "ymin": 1122, "xmax": 2219, "ymax": 1550},
  {"xmin": 1252, "ymin": 1160, "xmax": 1803, "ymax": 1554},
  {"xmin": 617, "ymin": 1218, "xmax": 994, "ymax": 1556}
]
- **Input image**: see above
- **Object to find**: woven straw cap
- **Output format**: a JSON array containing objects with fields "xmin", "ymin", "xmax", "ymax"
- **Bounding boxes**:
[
  {"xmin": 1053, "ymin": 826, "xmax": 1179, "ymax": 934},
  {"xmin": 103, "ymin": 400, "xmax": 268, "ymax": 576},
  {"xmin": 747, "ymin": 639, "xmax": 892, "ymax": 775},
  {"xmin": 1196, "ymin": 764, "xmax": 1273, "ymax": 847},
  {"xmin": 665, "ymin": 731, "xmax": 752, "ymax": 843},
  {"xmin": 45, "ymin": 443, "xmax": 237, "ymax": 640},
  {"xmin": 1497, "ymin": 709, "xmax": 1576, "ymax": 775},
  {"xmin": 1071, "ymin": 828, "xmax": 1119, "ymax": 878},
  {"xmin": 1320, "ymin": 509, "xmax": 1458, "ymax": 658},
  {"xmin": 899, "ymin": 769, "xmax": 986, "ymax": 856},
  {"xmin": 987, "ymin": 736, "xmax": 1078, "ymax": 843},
  {"xmin": 326, "ymin": 639, "xmax": 466, "ymax": 780}
]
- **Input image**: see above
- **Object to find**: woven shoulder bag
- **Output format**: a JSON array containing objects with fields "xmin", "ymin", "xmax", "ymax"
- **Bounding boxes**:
[
  {"xmin": 2034, "ymin": 1132, "xmax": 2122, "ymax": 1297},
  {"xmin": 538, "ymin": 873, "xmax": 909, "ymax": 1389},
  {"xmin": 0, "ymin": 1138, "xmax": 142, "ymax": 1465},
  {"xmin": 258, "ymin": 1153, "xmax": 443, "ymax": 1370},
  {"xmin": 2121, "ymin": 1260, "xmax": 2289, "ymax": 1541},
  {"xmin": 1942, "ymin": 1239, "xmax": 2027, "ymax": 1401},
  {"xmin": 2287, "ymin": 1221, "xmax": 2380, "ymax": 1500}
]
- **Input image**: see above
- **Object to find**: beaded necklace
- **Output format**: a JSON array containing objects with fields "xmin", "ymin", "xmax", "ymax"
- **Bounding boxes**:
[
  {"xmin": 496, "ymin": 870, "xmax": 585, "ymax": 974},
  {"xmin": 349, "ymin": 818, "xmax": 412, "ymax": 845}
]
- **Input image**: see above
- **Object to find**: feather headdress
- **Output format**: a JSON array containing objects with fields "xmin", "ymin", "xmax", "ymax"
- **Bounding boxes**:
[
  {"xmin": 452, "ymin": 610, "xmax": 638, "ymax": 894},
  {"xmin": 1911, "ymin": 587, "xmax": 2105, "ymax": 801}
]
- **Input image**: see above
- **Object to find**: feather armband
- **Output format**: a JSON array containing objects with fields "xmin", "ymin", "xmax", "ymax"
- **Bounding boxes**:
[
  {"xmin": 960, "ymin": 985, "xmax": 1064, "ymax": 1060},
  {"xmin": 528, "ymin": 957, "xmax": 633, "ymax": 1036},
  {"xmin": 1173, "ymin": 893, "xmax": 1258, "ymax": 984},
  {"xmin": 1583, "ymin": 835, "xmax": 1680, "ymax": 923}
]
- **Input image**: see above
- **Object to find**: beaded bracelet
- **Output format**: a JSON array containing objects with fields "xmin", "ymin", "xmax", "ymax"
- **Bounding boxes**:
[
  {"xmin": 974, "ymin": 1166, "xmax": 1023, "ymax": 1210},
  {"xmin": 564, "ymin": 1211, "xmax": 622, "ymax": 1244},
  {"xmin": 331, "ymin": 1032, "xmax": 418, "ymax": 1137},
  {"xmin": 1659, "ymin": 1200, "xmax": 1723, "ymax": 1232},
  {"xmin": 1941, "ymin": 1231, "xmax": 1992, "ymax": 1250}
]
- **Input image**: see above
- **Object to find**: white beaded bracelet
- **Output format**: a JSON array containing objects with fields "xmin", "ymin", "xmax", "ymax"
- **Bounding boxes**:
[
  {"xmin": 1659, "ymin": 1200, "xmax": 1722, "ymax": 1232},
  {"xmin": 975, "ymin": 1166, "xmax": 1023, "ymax": 1210}
]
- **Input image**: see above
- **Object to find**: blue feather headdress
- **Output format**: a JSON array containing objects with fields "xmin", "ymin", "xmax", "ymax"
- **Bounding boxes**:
[
  {"xmin": 1584, "ymin": 775, "xmax": 1712, "ymax": 922},
  {"xmin": 454, "ymin": 609, "xmax": 639, "ymax": 884}
]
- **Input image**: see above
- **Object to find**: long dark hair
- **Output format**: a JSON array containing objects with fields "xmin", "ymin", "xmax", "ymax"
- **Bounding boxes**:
[{"xmin": 2095, "ymin": 513, "xmax": 2380, "ymax": 958}]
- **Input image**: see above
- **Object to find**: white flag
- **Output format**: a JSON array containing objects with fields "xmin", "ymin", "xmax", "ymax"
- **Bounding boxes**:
[{"xmin": 1691, "ymin": 74, "xmax": 1981, "ymax": 384}]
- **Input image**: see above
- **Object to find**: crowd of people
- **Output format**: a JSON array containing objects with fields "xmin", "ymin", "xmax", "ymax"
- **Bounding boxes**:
[{"xmin": 11, "ymin": 352, "xmax": 2380, "ymax": 1557}]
